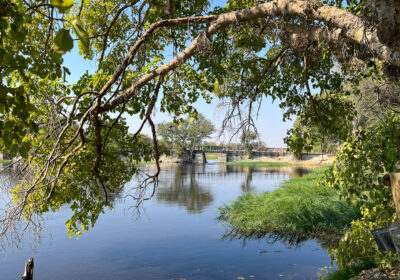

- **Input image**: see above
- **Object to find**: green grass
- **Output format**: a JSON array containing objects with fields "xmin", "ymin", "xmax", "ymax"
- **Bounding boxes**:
[
  {"xmin": 218, "ymin": 167, "xmax": 361, "ymax": 244},
  {"xmin": 319, "ymin": 263, "xmax": 376, "ymax": 280},
  {"xmin": 0, "ymin": 159, "xmax": 11, "ymax": 164},
  {"xmin": 226, "ymin": 161, "xmax": 294, "ymax": 167},
  {"xmin": 205, "ymin": 153, "xmax": 219, "ymax": 160}
]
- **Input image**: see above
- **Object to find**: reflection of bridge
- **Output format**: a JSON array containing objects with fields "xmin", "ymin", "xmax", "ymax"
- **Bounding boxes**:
[{"xmin": 192, "ymin": 146, "xmax": 288, "ymax": 163}]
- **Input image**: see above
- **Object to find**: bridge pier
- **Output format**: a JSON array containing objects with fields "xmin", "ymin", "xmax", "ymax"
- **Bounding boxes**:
[
  {"xmin": 218, "ymin": 153, "xmax": 227, "ymax": 163},
  {"xmin": 194, "ymin": 152, "xmax": 207, "ymax": 164}
]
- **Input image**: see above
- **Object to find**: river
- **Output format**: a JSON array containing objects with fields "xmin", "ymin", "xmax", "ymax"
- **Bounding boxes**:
[{"xmin": 0, "ymin": 162, "xmax": 333, "ymax": 279}]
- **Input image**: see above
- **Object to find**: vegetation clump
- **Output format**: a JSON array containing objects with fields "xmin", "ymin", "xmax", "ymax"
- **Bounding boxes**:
[{"xmin": 218, "ymin": 168, "xmax": 361, "ymax": 244}]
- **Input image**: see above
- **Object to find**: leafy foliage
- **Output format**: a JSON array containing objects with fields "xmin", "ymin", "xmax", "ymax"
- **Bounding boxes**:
[
  {"xmin": 324, "ymin": 114, "xmax": 400, "ymax": 268},
  {"xmin": 330, "ymin": 206, "xmax": 398, "ymax": 270},
  {"xmin": 325, "ymin": 115, "xmax": 400, "ymax": 212}
]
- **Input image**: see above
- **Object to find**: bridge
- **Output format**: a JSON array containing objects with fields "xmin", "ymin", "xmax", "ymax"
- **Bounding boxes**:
[{"xmin": 191, "ymin": 146, "xmax": 288, "ymax": 163}]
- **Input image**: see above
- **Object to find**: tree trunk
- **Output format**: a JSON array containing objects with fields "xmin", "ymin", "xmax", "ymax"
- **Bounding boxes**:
[{"xmin": 369, "ymin": 0, "xmax": 400, "ymax": 50}]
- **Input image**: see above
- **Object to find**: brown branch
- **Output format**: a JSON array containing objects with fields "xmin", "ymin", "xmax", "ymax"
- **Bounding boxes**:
[
  {"xmin": 23, "ymin": 0, "xmax": 65, "ymax": 21},
  {"xmin": 78, "ymin": 0, "xmax": 84, "ymax": 16},
  {"xmin": 91, "ymin": 109, "xmax": 102, "ymax": 173},
  {"xmin": 133, "ymin": 75, "xmax": 164, "ymax": 138},
  {"xmin": 103, "ymin": 103, "xmax": 125, "ymax": 148},
  {"xmin": 148, "ymin": 116, "xmax": 160, "ymax": 176}
]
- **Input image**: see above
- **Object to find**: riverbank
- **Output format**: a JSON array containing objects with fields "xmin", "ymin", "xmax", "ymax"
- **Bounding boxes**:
[
  {"xmin": 226, "ymin": 161, "xmax": 295, "ymax": 168},
  {"xmin": 321, "ymin": 264, "xmax": 400, "ymax": 280},
  {"xmin": 217, "ymin": 167, "xmax": 361, "ymax": 244},
  {"xmin": 228, "ymin": 154, "xmax": 336, "ymax": 166}
]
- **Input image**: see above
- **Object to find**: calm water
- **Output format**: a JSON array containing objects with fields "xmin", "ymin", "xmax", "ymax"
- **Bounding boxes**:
[{"xmin": 0, "ymin": 162, "xmax": 333, "ymax": 279}]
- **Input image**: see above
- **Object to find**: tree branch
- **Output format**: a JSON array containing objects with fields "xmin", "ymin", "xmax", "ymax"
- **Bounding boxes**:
[{"xmin": 100, "ymin": 0, "xmax": 400, "ymax": 114}]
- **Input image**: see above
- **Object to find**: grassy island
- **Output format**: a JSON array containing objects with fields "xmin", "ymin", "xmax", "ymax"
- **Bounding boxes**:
[{"xmin": 218, "ymin": 167, "xmax": 361, "ymax": 244}]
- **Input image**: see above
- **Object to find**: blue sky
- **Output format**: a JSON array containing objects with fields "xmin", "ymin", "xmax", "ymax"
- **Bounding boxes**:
[{"xmin": 62, "ymin": 0, "xmax": 294, "ymax": 148}]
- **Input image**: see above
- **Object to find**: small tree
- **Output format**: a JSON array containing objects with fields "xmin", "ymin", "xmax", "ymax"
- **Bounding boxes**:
[
  {"xmin": 240, "ymin": 131, "xmax": 257, "ymax": 159},
  {"xmin": 157, "ymin": 114, "xmax": 215, "ymax": 160}
]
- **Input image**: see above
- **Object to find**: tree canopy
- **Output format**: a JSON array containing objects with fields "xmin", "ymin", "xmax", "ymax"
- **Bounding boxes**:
[
  {"xmin": 157, "ymin": 113, "xmax": 215, "ymax": 159},
  {"xmin": 1, "ymin": 0, "xmax": 400, "ymax": 266}
]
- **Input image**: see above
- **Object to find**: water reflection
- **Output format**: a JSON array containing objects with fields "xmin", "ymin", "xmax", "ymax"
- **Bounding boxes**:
[
  {"xmin": 0, "ymin": 170, "xmax": 21, "ymax": 206},
  {"xmin": 289, "ymin": 167, "xmax": 311, "ymax": 178},
  {"xmin": 1, "ymin": 164, "xmax": 333, "ymax": 280},
  {"xmin": 156, "ymin": 165, "xmax": 213, "ymax": 213},
  {"xmin": 225, "ymin": 165, "xmax": 310, "ymax": 180},
  {"xmin": 220, "ymin": 225, "xmax": 340, "ymax": 251},
  {"xmin": 240, "ymin": 167, "xmax": 255, "ymax": 193},
  {"xmin": 228, "ymin": 165, "xmax": 310, "ymax": 193},
  {"xmin": 155, "ymin": 165, "xmax": 310, "ymax": 213}
]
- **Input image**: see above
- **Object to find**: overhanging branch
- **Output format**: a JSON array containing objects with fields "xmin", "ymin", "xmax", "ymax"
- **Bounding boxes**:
[{"xmin": 99, "ymin": 0, "xmax": 400, "ymax": 114}]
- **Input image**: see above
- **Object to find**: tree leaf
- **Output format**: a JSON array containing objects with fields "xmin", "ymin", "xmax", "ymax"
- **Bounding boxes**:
[
  {"xmin": 70, "ymin": 17, "xmax": 89, "ymax": 51},
  {"xmin": 53, "ymin": 29, "xmax": 74, "ymax": 54},
  {"xmin": 28, "ymin": 120, "xmax": 39, "ymax": 133},
  {"xmin": 20, "ymin": 141, "xmax": 31, "ymax": 158},
  {"xmin": 50, "ymin": 0, "xmax": 74, "ymax": 13},
  {"xmin": 26, "ymin": 103, "xmax": 36, "ymax": 112}
]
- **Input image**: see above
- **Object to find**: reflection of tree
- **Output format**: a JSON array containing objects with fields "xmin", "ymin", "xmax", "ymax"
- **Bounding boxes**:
[
  {"xmin": 289, "ymin": 167, "xmax": 310, "ymax": 179},
  {"xmin": 0, "ymin": 170, "xmax": 20, "ymax": 194},
  {"xmin": 219, "ymin": 224, "xmax": 339, "ymax": 251},
  {"xmin": 156, "ymin": 165, "xmax": 213, "ymax": 213},
  {"xmin": 240, "ymin": 167, "xmax": 255, "ymax": 193}
]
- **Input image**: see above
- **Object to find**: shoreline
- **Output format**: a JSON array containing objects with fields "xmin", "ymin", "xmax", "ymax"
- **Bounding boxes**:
[
  {"xmin": 139, "ymin": 153, "xmax": 336, "ymax": 167},
  {"xmin": 227, "ymin": 154, "xmax": 335, "ymax": 167}
]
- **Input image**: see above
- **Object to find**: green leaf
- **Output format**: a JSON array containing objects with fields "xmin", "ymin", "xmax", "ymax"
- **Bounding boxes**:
[
  {"xmin": 70, "ymin": 18, "xmax": 89, "ymax": 51},
  {"xmin": 10, "ymin": 143, "xmax": 18, "ymax": 156},
  {"xmin": 50, "ymin": 0, "xmax": 74, "ymax": 13},
  {"xmin": 20, "ymin": 141, "xmax": 30, "ymax": 158},
  {"xmin": 26, "ymin": 103, "xmax": 36, "ymax": 112},
  {"xmin": 28, "ymin": 120, "xmax": 39, "ymax": 133},
  {"xmin": 53, "ymin": 29, "xmax": 74, "ymax": 54}
]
